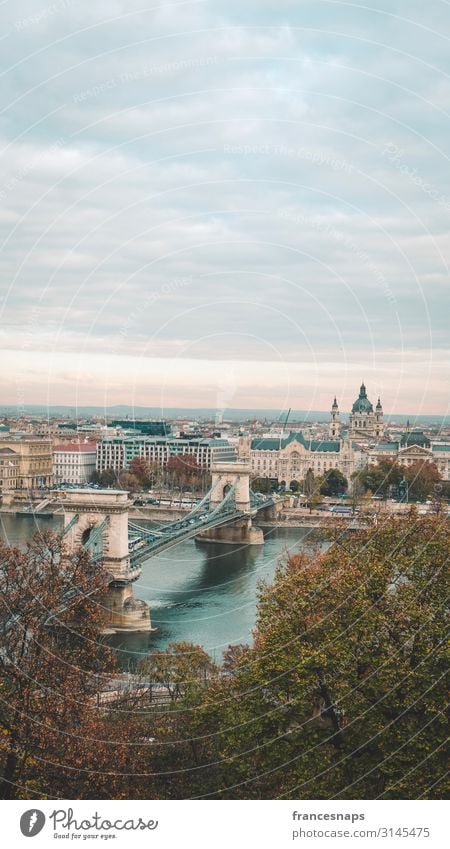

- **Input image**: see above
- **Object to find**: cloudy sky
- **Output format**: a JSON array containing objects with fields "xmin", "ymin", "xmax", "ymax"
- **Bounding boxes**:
[{"xmin": 0, "ymin": 0, "xmax": 449, "ymax": 416}]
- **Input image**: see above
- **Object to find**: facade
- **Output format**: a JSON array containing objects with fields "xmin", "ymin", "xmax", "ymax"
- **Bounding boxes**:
[
  {"xmin": 96, "ymin": 436, "xmax": 237, "ymax": 474},
  {"xmin": 0, "ymin": 447, "xmax": 20, "ymax": 495},
  {"xmin": 348, "ymin": 383, "xmax": 384, "ymax": 439},
  {"xmin": 246, "ymin": 432, "xmax": 357, "ymax": 486},
  {"xmin": 367, "ymin": 429, "xmax": 450, "ymax": 481},
  {"xmin": 53, "ymin": 443, "xmax": 97, "ymax": 485},
  {"xmin": 0, "ymin": 438, "xmax": 53, "ymax": 489}
]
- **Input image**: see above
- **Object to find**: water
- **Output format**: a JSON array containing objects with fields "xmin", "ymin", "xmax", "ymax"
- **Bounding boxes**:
[
  {"xmin": 0, "ymin": 512, "xmax": 321, "ymax": 664},
  {"xmin": 0, "ymin": 511, "xmax": 62, "ymax": 546}
]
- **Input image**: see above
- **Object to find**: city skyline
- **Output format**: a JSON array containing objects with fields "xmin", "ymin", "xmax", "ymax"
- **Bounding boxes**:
[{"xmin": 1, "ymin": 2, "xmax": 449, "ymax": 414}]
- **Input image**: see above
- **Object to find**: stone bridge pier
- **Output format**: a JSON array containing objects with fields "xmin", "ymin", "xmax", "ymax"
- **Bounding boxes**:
[{"xmin": 62, "ymin": 489, "xmax": 152, "ymax": 633}]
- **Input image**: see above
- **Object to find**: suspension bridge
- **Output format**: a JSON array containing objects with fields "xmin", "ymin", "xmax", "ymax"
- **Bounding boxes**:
[
  {"xmin": 61, "ymin": 461, "xmax": 283, "ymax": 633},
  {"xmin": 127, "ymin": 481, "xmax": 278, "ymax": 565}
]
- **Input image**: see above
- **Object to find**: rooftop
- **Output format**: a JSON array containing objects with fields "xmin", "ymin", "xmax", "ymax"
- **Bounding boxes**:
[
  {"xmin": 251, "ymin": 432, "xmax": 342, "ymax": 452},
  {"xmin": 53, "ymin": 443, "xmax": 97, "ymax": 452}
]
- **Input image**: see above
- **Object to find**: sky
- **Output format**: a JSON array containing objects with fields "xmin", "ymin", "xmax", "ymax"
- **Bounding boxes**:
[{"xmin": 0, "ymin": 0, "xmax": 449, "ymax": 417}]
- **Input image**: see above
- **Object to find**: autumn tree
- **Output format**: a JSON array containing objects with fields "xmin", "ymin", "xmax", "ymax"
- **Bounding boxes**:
[
  {"xmin": 176, "ymin": 514, "xmax": 449, "ymax": 800},
  {"xmin": 128, "ymin": 457, "xmax": 161, "ymax": 490},
  {"xmin": 0, "ymin": 531, "xmax": 147, "ymax": 799},
  {"xmin": 403, "ymin": 461, "xmax": 441, "ymax": 502},
  {"xmin": 356, "ymin": 460, "xmax": 441, "ymax": 503},
  {"xmin": 140, "ymin": 641, "xmax": 216, "ymax": 704},
  {"xmin": 165, "ymin": 454, "xmax": 204, "ymax": 492},
  {"xmin": 117, "ymin": 470, "xmax": 139, "ymax": 492},
  {"xmin": 135, "ymin": 643, "xmax": 218, "ymax": 799}
]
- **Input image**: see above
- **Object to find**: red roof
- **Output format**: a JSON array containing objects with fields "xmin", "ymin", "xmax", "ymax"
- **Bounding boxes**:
[{"xmin": 53, "ymin": 443, "xmax": 97, "ymax": 453}]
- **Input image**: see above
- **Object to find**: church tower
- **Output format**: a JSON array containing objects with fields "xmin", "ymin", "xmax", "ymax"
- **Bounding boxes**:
[
  {"xmin": 329, "ymin": 396, "xmax": 341, "ymax": 438},
  {"xmin": 375, "ymin": 397, "xmax": 384, "ymax": 437}
]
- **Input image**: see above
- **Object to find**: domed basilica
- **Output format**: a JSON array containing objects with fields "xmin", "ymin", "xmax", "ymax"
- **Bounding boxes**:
[{"xmin": 330, "ymin": 383, "xmax": 384, "ymax": 440}]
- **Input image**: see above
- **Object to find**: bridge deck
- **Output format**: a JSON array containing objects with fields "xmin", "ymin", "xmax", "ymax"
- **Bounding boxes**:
[{"xmin": 129, "ymin": 496, "xmax": 277, "ymax": 564}]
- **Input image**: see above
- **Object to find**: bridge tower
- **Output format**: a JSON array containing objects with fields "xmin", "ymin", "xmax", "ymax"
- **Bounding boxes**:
[
  {"xmin": 198, "ymin": 461, "xmax": 264, "ymax": 545},
  {"xmin": 210, "ymin": 460, "xmax": 252, "ymax": 512},
  {"xmin": 62, "ymin": 489, "xmax": 152, "ymax": 633}
]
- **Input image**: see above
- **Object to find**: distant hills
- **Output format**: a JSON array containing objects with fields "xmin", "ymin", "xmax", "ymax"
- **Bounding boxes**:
[{"xmin": 0, "ymin": 404, "xmax": 446, "ymax": 426}]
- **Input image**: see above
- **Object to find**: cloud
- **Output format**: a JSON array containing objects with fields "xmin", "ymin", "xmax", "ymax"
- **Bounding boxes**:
[{"xmin": 0, "ymin": 0, "xmax": 449, "ymax": 411}]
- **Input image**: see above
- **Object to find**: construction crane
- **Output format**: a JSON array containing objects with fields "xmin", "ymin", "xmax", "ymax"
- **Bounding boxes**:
[{"xmin": 279, "ymin": 408, "xmax": 291, "ymax": 449}]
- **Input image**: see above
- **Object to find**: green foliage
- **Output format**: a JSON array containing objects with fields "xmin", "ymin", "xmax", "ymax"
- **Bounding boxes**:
[
  {"xmin": 98, "ymin": 467, "xmax": 117, "ymax": 487},
  {"xmin": 355, "ymin": 460, "xmax": 441, "ymax": 502},
  {"xmin": 2, "ymin": 518, "xmax": 447, "ymax": 801},
  {"xmin": 320, "ymin": 469, "xmax": 348, "ymax": 497},
  {"xmin": 139, "ymin": 641, "xmax": 216, "ymax": 704},
  {"xmin": 160, "ymin": 515, "xmax": 449, "ymax": 800},
  {"xmin": 252, "ymin": 476, "xmax": 272, "ymax": 494}
]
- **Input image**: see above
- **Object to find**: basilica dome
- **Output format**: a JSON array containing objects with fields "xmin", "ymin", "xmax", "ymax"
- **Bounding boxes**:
[{"xmin": 351, "ymin": 382, "xmax": 374, "ymax": 413}]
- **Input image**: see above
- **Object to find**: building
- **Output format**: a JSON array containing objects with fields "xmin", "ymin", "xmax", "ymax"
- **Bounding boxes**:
[
  {"xmin": 329, "ymin": 397, "xmax": 340, "ymax": 438},
  {"xmin": 245, "ymin": 432, "xmax": 358, "ymax": 486},
  {"xmin": 53, "ymin": 443, "xmax": 97, "ymax": 485},
  {"xmin": 96, "ymin": 436, "xmax": 237, "ymax": 475},
  {"xmin": 0, "ymin": 438, "xmax": 53, "ymax": 489},
  {"xmin": 367, "ymin": 429, "xmax": 450, "ymax": 481},
  {"xmin": 0, "ymin": 447, "xmax": 20, "ymax": 496},
  {"xmin": 348, "ymin": 383, "xmax": 384, "ymax": 440},
  {"xmin": 110, "ymin": 420, "xmax": 171, "ymax": 436}
]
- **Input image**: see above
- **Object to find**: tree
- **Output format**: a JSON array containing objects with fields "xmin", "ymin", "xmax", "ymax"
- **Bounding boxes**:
[
  {"xmin": 140, "ymin": 641, "xmax": 216, "ymax": 704},
  {"xmin": 165, "ymin": 454, "xmax": 202, "ymax": 493},
  {"xmin": 0, "ymin": 531, "xmax": 155, "ymax": 800},
  {"xmin": 404, "ymin": 461, "xmax": 441, "ymax": 502},
  {"xmin": 117, "ymin": 470, "xmax": 139, "ymax": 492},
  {"xmin": 303, "ymin": 468, "xmax": 315, "ymax": 500},
  {"xmin": 252, "ymin": 477, "xmax": 271, "ymax": 494},
  {"xmin": 320, "ymin": 469, "xmax": 348, "ymax": 497},
  {"xmin": 302, "ymin": 469, "xmax": 323, "ymax": 513},
  {"xmin": 0, "ymin": 531, "xmax": 114, "ymax": 797},
  {"xmin": 177, "ymin": 514, "xmax": 449, "ymax": 800},
  {"xmin": 98, "ymin": 468, "xmax": 117, "ymax": 488},
  {"xmin": 356, "ymin": 461, "xmax": 441, "ymax": 503},
  {"xmin": 129, "ymin": 457, "xmax": 160, "ymax": 490},
  {"xmin": 350, "ymin": 470, "xmax": 367, "ymax": 513},
  {"xmin": 356, "ymin": 460, "xmax": 402, "ymax": 497}
]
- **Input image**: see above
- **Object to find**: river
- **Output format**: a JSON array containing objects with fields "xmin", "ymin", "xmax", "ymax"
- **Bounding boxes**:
[{"xmin": 0, "ymin": 512, "xmax": 321, "ymax": 665}]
